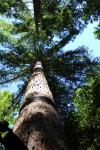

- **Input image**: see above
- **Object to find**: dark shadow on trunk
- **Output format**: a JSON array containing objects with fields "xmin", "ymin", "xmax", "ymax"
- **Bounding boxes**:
[
  {"xmin": 0, "ymin": 121, "xmax": 28, "ymax": 150},
  {"xmin": 20, "ymin": 94, "xmax": 57, "ymax": 111},
  {"xmin": 15, "ymin": 106, "xmax": 66, "ymax": 150}
]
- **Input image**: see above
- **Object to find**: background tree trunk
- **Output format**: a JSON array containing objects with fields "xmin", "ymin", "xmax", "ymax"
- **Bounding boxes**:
[{"xmin": 13, "ymin": 61, "xmax": 66, "ymax": 150}]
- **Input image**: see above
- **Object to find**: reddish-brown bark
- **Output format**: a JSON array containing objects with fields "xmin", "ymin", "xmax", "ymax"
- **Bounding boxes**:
[{"xmin": 13, "ymin": 61, "xmax": 66, "ymax": 150}]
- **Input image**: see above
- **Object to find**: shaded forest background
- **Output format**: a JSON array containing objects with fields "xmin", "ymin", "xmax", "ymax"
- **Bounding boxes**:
[{"xmin": 0, "ymin": 0, "xmax": 100, "ymax": 149}]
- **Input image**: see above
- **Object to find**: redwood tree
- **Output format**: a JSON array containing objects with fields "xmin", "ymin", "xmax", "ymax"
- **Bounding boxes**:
[
  {"xmin": 0, "ymin": 0, "xmax": 99, "ymax": 149},
  {"xmin": 13, "ymin": 61, "xmax": 66, "ymax": 149}
]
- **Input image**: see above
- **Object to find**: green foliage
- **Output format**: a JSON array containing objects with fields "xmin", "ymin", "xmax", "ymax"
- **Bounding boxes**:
[
  {"xmin": 74, "ymin": 75, "xmax": 100, "ymax": 128},
  {"xmin": 72, "ymin": 74, "xmax": 100, "ymax": 149},
  {"xmin": 83, "ymin": 0, "xmax": 100, "ymax": 41},
  {"xmin": 74, "ymin": 85, "xmax": 94, "ymax": 128},
  {"xmin": 0, "ymin": 0, "xmax": 99, "ymax": 122},
  {"xmin": 83, "ymin": 0, "xmax": 100, "ymax": 23},
  {"xmin": 0, "ymin": 1, "xmax": 100, "ymax": 149},
  {"xmin": 94, "ymin": 24, "xmax": 100, "ymax": 39},
  {"xmin": 0, "ymin": 91, "xmax": 15, "ymax": 124}
]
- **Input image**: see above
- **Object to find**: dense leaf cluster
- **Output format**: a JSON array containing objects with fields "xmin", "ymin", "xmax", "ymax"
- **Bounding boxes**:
[{"xmin": 0, "ymin": 91, "xmax": 15, "ymax": 124}]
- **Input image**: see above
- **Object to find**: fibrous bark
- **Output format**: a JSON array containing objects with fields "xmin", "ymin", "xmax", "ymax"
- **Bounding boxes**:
[{"xmin": 13, "ymin": 61, "xmax": 66, "ymax": 150}]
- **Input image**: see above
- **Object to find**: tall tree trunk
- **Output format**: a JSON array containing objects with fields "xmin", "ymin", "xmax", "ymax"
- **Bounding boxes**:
[{"xmin": 13, "ymin": 61, "xmax": 66, "ymax": 150}]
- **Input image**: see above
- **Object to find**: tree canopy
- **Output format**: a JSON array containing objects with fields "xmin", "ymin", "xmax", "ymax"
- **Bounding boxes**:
[
  {"xmin": 0, "ymin": 0, "xmax": 100, "ymax": 121},
  {"xmin": 0, "ymin": 1, "xmax": 100, "ymax": 149}
]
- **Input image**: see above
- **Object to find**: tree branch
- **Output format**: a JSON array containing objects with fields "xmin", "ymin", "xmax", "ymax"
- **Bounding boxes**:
[
  {"xmin": 0, "ymin": 69, "xmax": 29, "ymax": 85},
  {"xmin": 47, "ymin": 30, "xmax": 79, "ymax": 57}
]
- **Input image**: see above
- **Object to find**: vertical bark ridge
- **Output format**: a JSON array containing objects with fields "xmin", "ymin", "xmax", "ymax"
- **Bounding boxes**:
[{"xmin": 13, "ymin": 61, "xmax": 66, "ymax": 150}]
